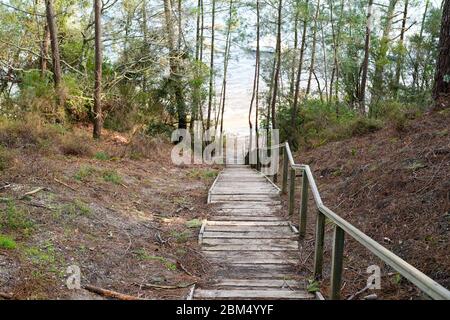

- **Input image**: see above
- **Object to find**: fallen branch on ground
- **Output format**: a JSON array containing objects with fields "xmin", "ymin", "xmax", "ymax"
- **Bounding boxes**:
[
  {"xmin": 136, "ymin": 282, "xmax": 196, "ymax": 290},
  {"xmin": 84, "ymin": 285, "xmax": 142, "ymax": 300},
  {"xmin": 54, "ymin": 178, "xmax": 77, "ymax": 191},
  {"xmin": 20, "ymin": 187, "xmax": 46, "ymax": 199}
]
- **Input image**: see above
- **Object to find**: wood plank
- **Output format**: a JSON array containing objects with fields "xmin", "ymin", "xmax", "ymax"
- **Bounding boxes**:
[
  {"xmin": 204, "ymin": 225, "xmax": 292, "ymax": 232},
  {"xmin": 202, "ymin": 244, "xmax": 298, "ymax": 251},
  {"xmin": 194, "ymin": 289, "xmax": 314, "ymax": 299},
  {"xmin": 206, "ymin": 221, "xmax": 288, "ymax": 226},
  {"xmin": 202, "ymin": 231, "xmax": 297, "ymax": 239},
  {"xmin": 203, "ymin": 250, "xmax": 298, "ymax": 260},
  {"xmin": 211, "ymin": 216, "xmax": 283, "ymax": 221},
  {"xmin": 214, "ymin": 279, "xmax": 303, "ymax": 288},
  {"xmin": 207, "ymin": 258, "xmax": 298, "ymax": 265},
  {"xmin": 203, "ymin": 238, "xmax": 298, "ymax": 246}
]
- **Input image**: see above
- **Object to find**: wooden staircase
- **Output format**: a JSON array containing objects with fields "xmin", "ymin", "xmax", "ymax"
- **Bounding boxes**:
[{"xmin": 193, "ymin": 165, "xmax": 315, "ymax": 300}]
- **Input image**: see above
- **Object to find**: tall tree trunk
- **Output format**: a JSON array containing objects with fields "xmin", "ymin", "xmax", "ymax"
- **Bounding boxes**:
[
  {"xmin": 250, "ymin": 0, "xmax": 261, "ymax": 167},
  {"xmin": 207, "ymin": 0, "xmax": 216, "ymax": 132},
  {"xmin": 40, "ymin": 24, "xmax": 50, "ymax": 78},
  {"xmin": 219, "ymin": 0, "xmax": 234, "ymax": 136},
  {"xmin": 270, "ymin": 0, "xmax": 282, "ymax": 131},
  {"xmin": 412, "ymin": 0, "xmax": 429, "ymax": 89},
  {"xmin": 358, "ymin": 0, "xmax": 373, "ymax": 115},
  {"xmin": 433, "ymin": 0, "xmax": 450, "ymax": 106},
  {"xmin": 306, "ymin": 0, "xmax": 320, "ymax": 97},
  {"xmin": 45, "ymin": 0, "xmax": 63, "ymax": 103},
  {"xmin": 371, "ymin": 0, "xmax": 397, "ymax": 110},
  {"xmin": 163, "ymin": 0, "xmax": 187, "ymax": 130},
  {"xmin": 289, "ymin": 1, "xmax": 300, "ymax": 101},
  {"xmin": 141, "ymin": 0, "xmax": 149, "ymax": 109},
  {"xmin": 191, "ymin": 0, "xmax": 202, "ymax": 129},
  {"xmin": 290, "ymin": 0, "xmax": 309, "ymax": 146},
  {"xmin": 93, "ymin": 0, "xmax": 103, "ymax": 139},
  {"xmin": 394, "ymin": 0, "xmax": 409, "ymax": 97}
]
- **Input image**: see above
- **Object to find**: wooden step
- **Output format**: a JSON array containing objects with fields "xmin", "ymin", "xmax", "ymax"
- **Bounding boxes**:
[{"xmin": 194, "ymin": 289, "xmax": 314, "ymax": 300}]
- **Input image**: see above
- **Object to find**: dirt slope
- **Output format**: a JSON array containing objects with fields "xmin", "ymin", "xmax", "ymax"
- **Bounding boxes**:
[
  {"xmin": 285, "ymin": 109, "xmax": 450, "ymax": 299},
  {"xmin": 0, "ymin": 126, "xmax": 217, "ymax": 299}
]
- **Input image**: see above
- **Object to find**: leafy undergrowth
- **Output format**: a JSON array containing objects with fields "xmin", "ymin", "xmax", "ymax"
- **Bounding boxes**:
[
  {"xmin": 0, "ymin": 122, "xmax": 218, "ymax": 299},
  {"xmin": 282, "ymin": 109, "xmax": 450, "ymax": 300}
]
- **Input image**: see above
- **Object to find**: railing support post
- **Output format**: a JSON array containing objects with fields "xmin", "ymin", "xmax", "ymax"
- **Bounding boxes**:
[
  {"xmin": 330, "ymin": 225, "xmax": 345, "ymax": 300},
  {"xmin": 314, "ymin": 210, "xmax": 325, "ymax": 279},
  {"xmin": 299, "ymin": 170, "xmax": 308, "ymax": 238},
  {"xmin": 288, "ymin": 168, "xmax": 296, "ymax": 216},
  {"xmin": 282, "ymin": 147, "xmax": 288, "ymax": 194}
]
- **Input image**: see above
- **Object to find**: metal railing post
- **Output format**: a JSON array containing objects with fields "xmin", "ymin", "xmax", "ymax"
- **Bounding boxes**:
[
  {"xmin": 330, "ymin": 225, "xmax": 345, "ymax": 300},
  {"xmin": 313, "ymin": 210, "xmax": 325, "ymax": 279},
  {"xmin": 299, "ymin": 169, "xmax": 308, "ymax": 238}
]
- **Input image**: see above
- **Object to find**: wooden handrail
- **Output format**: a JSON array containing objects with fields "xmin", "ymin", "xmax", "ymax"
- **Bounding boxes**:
[{"xmin": 258, "ymin": 141, "xmax": 450, "ymax": 300}]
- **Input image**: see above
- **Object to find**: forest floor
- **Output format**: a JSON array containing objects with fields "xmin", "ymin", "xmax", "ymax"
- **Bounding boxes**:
[
  {"xmin": 281, "ymin": 108, "xmax": 450, "ymax": 300},
  {"xmin": 0, "ymin": 123, "xmax": 218, "ymax": 299}
]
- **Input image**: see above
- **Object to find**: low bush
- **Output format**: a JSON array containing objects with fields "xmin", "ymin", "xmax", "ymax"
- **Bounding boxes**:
[{"xmin": 59, "ymin": 134, "xmax": 92, "ymax": 156}]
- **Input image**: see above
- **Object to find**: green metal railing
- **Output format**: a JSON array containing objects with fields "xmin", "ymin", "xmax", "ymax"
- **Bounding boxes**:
[{"xmin": 260, "ymin": 141, "xmax": 450, "ymax": 300}]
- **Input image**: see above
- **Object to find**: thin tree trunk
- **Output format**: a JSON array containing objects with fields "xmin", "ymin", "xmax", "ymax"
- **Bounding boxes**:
[
  {"xmin": 433, "ymin": 0, "xmax": 450, "ymax": 105},
  {"xmin": 412, "ymin": 0, "xmax": 429, "ymax": 89},
  {"xmin": 163, "ymin": 0, "xmax": 186, "ymax": 130},
  {"xmin": 290, "ymin": 0, "xmax": 309, "ymax": 145},
  {"xmin": 93, "ymin": 0, "xmax": 103, "ymax": 139},
  {"xmin": 358, "ymin": 0, "xmax": 373, "ymax": 115},
  {"xmin": 289, "ymin": 1, "xmax": 300, "ymax": 100},
  {"xmin": 250, "ymin": 0, "xmax": 261, "ymax": 166},
  {"xmin": 306, "ymin": 0, "xmax": 320, "ymax": 97},
  {"xmin": 394, "ymin": 0, "xmax": 409, "ymax": 97},
  {"xmin": 219, "ymin": 0, "xmax": 234, "ymax": 136},
  {"xmin": 207, "ymin": 0, "xmax": 216, "ymax": 132},
  {"xmin": 45, "ymin": 0, "xmax": 63, "ymax": 104},
  {"xmin": 40, "ymin": 24, "xmax": 50, "ymax": 78},
  {"xmin": 270, "ymin": 0, "xmax": 282, "ymax": 131},
  {"xmin": 371, "ymin": 0, "xmax": 397, "ymax": 109}
]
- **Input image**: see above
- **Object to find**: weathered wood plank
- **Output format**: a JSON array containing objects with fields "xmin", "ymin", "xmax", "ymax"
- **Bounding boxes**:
[
  {"xmin": 206, "ymin": 221, "xmax": 288, "ymax": 226},
  {"xmin": 202, "ymin": 231, "xmax": 297, "ymax": 239},
  {"xmin": 202, "ymin": 244, "xmax": 298, "ymax": 251},
  {"xmin": 202, "ymin": 238, "xmax": 298, "ymax": 246},
  {"xmin": 204, "ymin": 225, "xmax": 292, "ymax": 233},
  {"xmin": 214, "ymin": 279, "xmax": 302, "ymax": 288},
  {"xmin": 211, "ymin": 216, "xmax": 283, "ymax": 221},
  {"xmin": 194, "ymin": 289, "xmax": 314, "ymax": 299}
]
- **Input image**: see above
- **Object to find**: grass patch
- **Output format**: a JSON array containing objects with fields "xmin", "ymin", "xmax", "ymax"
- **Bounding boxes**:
[
  {"xmin": 24, "ymin": 243, "xmax": 56, "ymax": 265},
  {"xmin": 102, "ymin": 169, "xmax": 122, "ymax": 184},
  {"xmin": 0, "ymin": 146, "xmax": 13, "ymax": 171},
  {"xmin": 0, "ymin": 234, "xmax": 16, "ymax": 249},
  {"xmin": 186, "ymin": 218, "xmax": 202, "ymax": 228},
  {"xmin": 94, "ymin": 151, "xmax": 110, "ymax": 161},
  {"xmin": 59, "ymin": 134, "xmax": 92, "ymax": 156},
  {"xmin": 188, "ymin": 168, "xmax": 218, "ymax": 180},
  {"xmin": 170, "ymin": 230, "xmax": 192, "ymax": 243},
  {"xmin": 133, "ymin": 248, "xmax": 176, "ymax": 271},
  {"xmin": 57, "ymin": 199, "xmax": 92, "ymax": 217},
  {"xmin": 1, "ymin": 200, "xmax": 33, "ymax": 232},
  {"xmin": 74, "ymin": 165, "xmax": 97, "ymax": 181}
]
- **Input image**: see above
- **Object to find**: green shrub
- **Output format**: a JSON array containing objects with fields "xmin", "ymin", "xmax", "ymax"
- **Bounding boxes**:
[
  {"xmin": 347, "ymin": 117, "xmax": 383, "ymax": 136},
  {"xmin": 102, "ymin": 169, "xmax": 122, "ymax": 184},
  {"xmin": 60, "ymin": 134, "xmax": 92, "ymax": 156},
  {"xmin": 0, "ymin": 234, "xmax": 16, "ymax": 249},
  {"xmin": 94, "ymin": 151, "xmax": 110, "ymax": 161},
  {"xmin": 74, "ymin": 165, "xmax": 97, "ymax": 181},
  {"xmin": 1, "ymin": 201, "xmax": 33, "ymax": 232},
  {"xmin": 0, "ymin": 146, "xmax": 13, "ymax": 171},
  {"xmin": 186, "ymin": 219, "xmax": 202, "ymax": 228}
]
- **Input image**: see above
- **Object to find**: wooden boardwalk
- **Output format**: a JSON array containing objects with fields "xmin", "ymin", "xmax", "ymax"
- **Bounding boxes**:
[{"xmin": 193, "ymin": 165, "xmax": 315, "ymax": 300}]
